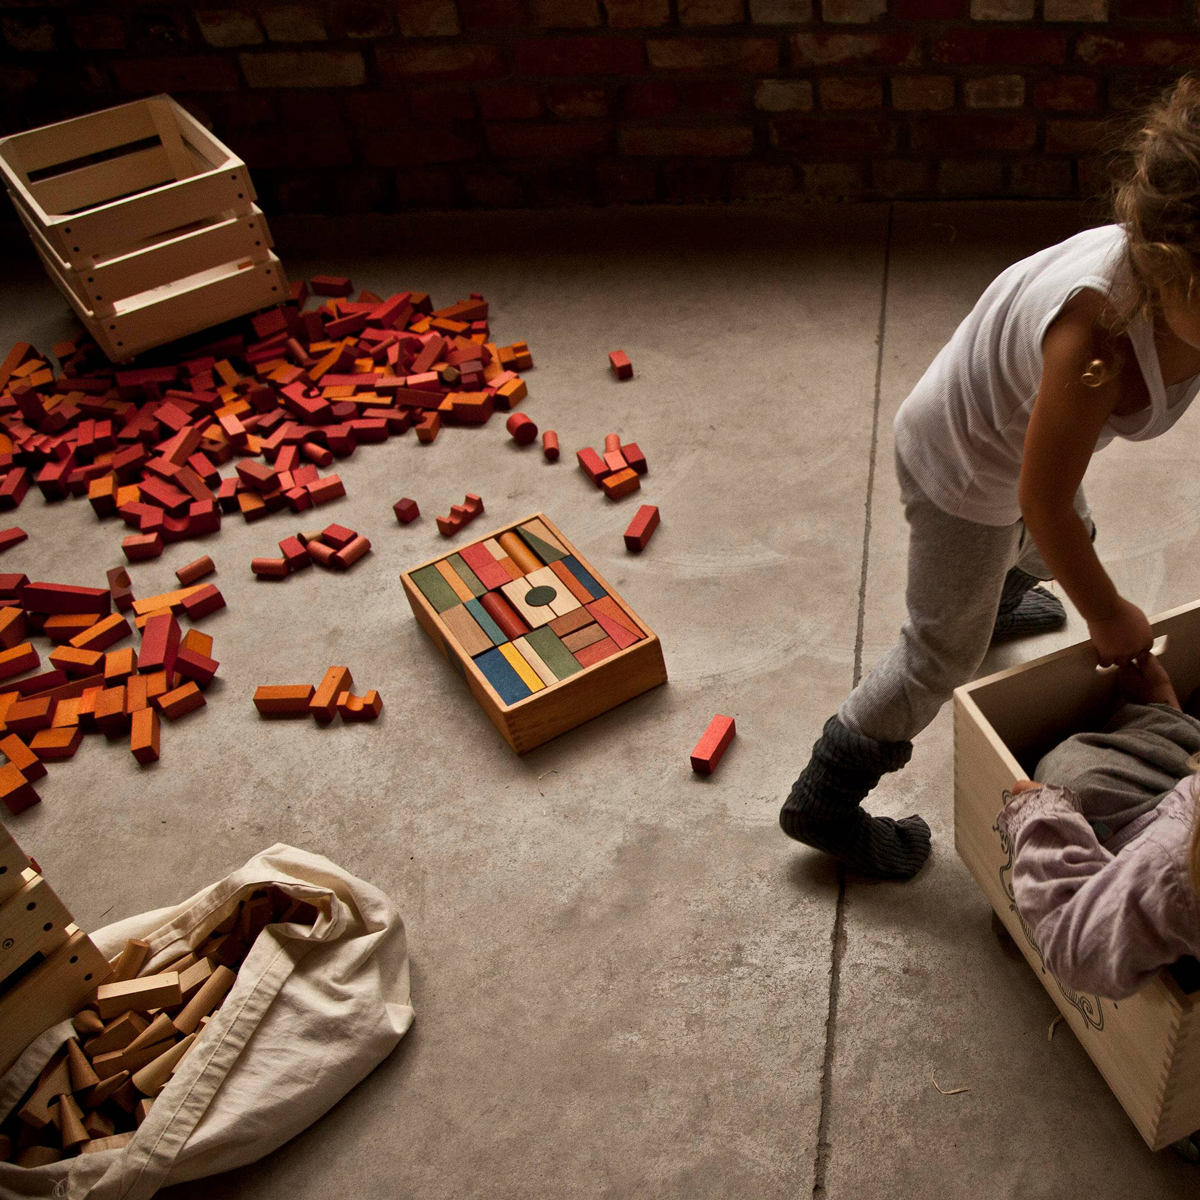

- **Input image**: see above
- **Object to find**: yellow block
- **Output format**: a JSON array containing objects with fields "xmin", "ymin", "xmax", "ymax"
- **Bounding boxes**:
[{"xmin": 499, "ymin": 643, "xmax": 544, "ymax": 694}]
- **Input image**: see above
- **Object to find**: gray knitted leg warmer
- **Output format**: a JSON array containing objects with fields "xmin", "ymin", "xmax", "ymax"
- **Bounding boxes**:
[
  {"xmin": 991, "ymin": 568, "xmax": 1067, "ymax": 641},
  {"xmin": 779, "ymin": 715, "xmax": 931, "ymax": 880}
]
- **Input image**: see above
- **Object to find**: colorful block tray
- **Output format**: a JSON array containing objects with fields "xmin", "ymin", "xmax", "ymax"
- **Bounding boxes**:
[{"xmin": 401, "ymin": 512, "xmax": 667, "ymax": 752}]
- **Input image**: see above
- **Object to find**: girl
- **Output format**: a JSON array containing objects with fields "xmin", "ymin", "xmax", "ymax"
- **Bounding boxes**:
[
  {"xmin": 999, "ymin": 652, "xmax": 1200, "ymax": 999},
  {"xmin": 781, "ymin": 76, "xmax": 1200, "ymax": 880}
]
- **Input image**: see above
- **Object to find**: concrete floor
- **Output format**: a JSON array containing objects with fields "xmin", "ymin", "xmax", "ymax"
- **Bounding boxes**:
[{"xmin": 2, "ymin": 200, "xmax": 1198, "ymax": 1198}]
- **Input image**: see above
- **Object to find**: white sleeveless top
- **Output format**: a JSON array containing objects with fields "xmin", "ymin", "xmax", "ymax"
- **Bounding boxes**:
[{"xmin": 893, "ymin": 223, "xmax": 1200, "ymax": 526}]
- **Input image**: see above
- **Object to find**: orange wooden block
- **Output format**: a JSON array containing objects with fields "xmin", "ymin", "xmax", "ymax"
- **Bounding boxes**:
[
  {"xmin": 5, "ymin": 695, "xmax": 53, "ymax": 735},
  {"xmin": 130, "ymin": 708, "xmax": 160, "ymax": 765},
  {"xmin": 0, "ymin": 761, "xmax": 38, "ymax": 814},
  {"xmin": 253, "ymin": 685, "xmax": 314, "ymax": 716},
  {"xmin": 30, "ymin": 727, "xmax": 82, "ymax": 761},
  {"xmin": 49, "ymin": 646, "xmax": 104, "ymax": 676},
  {"xmin": 125, "ymin": 673, "xmax": 150, "ymax": 714},
  {"xmin": 94, "ymin": 686, "xmax": 128, "ymax": 735},
  {"xmin": 70, "ymin": 613, "xmax": 130, "ymax": 652},
  {"xmin": 104, "ymin": 646, "xmax": 137, "ymax": 684},
  {"xmin": 335, "ymin": 690, "xmax": 382, "ymax": 721},
  {"xmin": 155, "ymin": 682, "xmax": 205, "ymax": 720},
  {"xmin": 549, "ymin": 560, "xmax": 594, "ymax": 605},
  {"xmin": 180, "ymin": 629, "xmax": 213, "ymax": 657},
  {"xmin": 51, "ymin": 697, "xmax": 82, "ymax": 728},
  {"xmin": 0, "ymin": 606, "xmax": 26, "ymax": 649},
  {"xmin": 310, "ymin": 666, "xmax": 352, "ymax": 723},
  {"xmin": 0, "ymin": 731, "xmax": 47, "ymax": 780},
  {"xmin": 44, "ymin": 614, "xmax": 97, "ymax": 643},
  {"xmin": 600, "ymin": 467, "xmax": 640, "ymax": 501},
  {"xmin": 0, "ymin": 642, "xmax": 38, "ymax": 680}
]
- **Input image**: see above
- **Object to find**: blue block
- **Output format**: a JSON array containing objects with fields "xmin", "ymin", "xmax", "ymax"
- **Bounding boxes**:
[
  {"xmin": 474, "ymin": 648, "xmax": 531, "ymax": 705},
  {"xmin": 466, "ymin": 598, "xmax": 508, "ymax": 647},
  {"xmin": 561, "ymin": 555, "xmax": 605, "ymax": 601}
]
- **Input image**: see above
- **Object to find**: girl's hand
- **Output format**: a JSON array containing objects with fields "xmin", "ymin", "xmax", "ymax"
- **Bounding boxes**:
[
  {"xmin": 1010, "ymin": 780, "xmax": 1041, "ymax": 794},
  {"xmin": 1087, "ymin": 597, "xmax": 1153, "ymax": 667}
]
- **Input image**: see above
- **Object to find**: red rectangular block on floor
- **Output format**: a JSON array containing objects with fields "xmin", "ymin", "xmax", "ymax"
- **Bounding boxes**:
[
  {"xmin": 0, "ymin": 527, "xmax": 27, "ymax": 553},
  {"xmin": 690, "ymin": 714, "xmax": 736, "ymax": 776},
  {"xmin": 0, "ymin": 761, "xmax": 38, "ymax": 814},
  {"xmin": 624, "ymin": 504, "xmax": 660, "ymax": 552},
  {"xmin": 21, "ymin": 582, "xmax": 110, "ymax": 616},
  {"xmin": 138, "ymin": 614, "xmax": 180, "ymax": 678},
  {"xmin": 576, "ymin": 448, "xmax": 608, "ymax": 487},
  {"xmin": 180, "ymin": 584, "xmax": 225, "ymax": 621},
  {"xmin": 156, "ymin": 681, "xmax": 206, "ymax": 720}
]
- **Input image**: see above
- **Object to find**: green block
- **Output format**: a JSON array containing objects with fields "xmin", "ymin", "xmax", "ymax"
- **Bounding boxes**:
[
  {"xmin": 526, "ymin": 626, "xmax": 583, "ymax": 680},
  {"xmin": 448, "ymin": 553, "xmax": 486, "ymax": 598},
  {"xmin": 517, "ymin": 525, "xmax": 566, "ymax": 565},
  {"xmin": 410, "ymin": 565, "xmax": 460, "ymax": 613}
]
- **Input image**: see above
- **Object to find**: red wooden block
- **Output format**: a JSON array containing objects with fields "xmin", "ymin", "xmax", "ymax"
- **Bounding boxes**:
[
  {"xmin": 310, "ymin": 275, "xmax": 353, "ymax": 297},
  {"xmin": 174, "ymin": 647, "xmax": 219, "ymax": 687},
  {"xmin": 307, "ymin": 475, "xmax": 345, "ymax": 505},
  {"xmin": 690, "ymin": 714, "xmax": 736, "ymax": 775},
  {"xmin": 236, "ymin": 461, "xmax": 280, "ymax": 495},
  {"xmin": 573, "ymin": 635, "xmax": 620, "ymax": 668},
  {"xmin": 122, "ymin": 533, "xmax": 164, "ymax": 562},
  {"xmin": 0, "ymin": 642, "xmax": 38, "ymax": 680},
  {"xmin": 603, "ymin": 448, "xmax": 628, "ymax": 473},
  {"xmin": 0, "ymin": 762, "xmax": 38, "ymax": 814},
  {"xmin": 331, "ymin": 535, "xmax": 371, "ymax": 569},
  {"xmin": 180, "ymin": 584, "xmax": 225, "ymax": 621},
  {"xmin": 506, "ymin": 413, "xmax": 537, "ymax": 445},
  {"xmin": 576, "ymin": 448, "xmax": 608, "ymax": 487},
  {"xmin": 0, "ymin": 732, "xmax": 47, "ymax": 780},
  {"xmin": 138, "ymin": 614, "xmax": 180, "ymax": 678},
  {"xmin": 251, "ymin": 557, "xmax": 289, "ymax": 579},
  {"xmin": 479, "ymin": 592, "xmax": 530, "ymax": 642},
  {"xmin": 307, "ymin": 540, "xmax": 337, "ymax": 568},
  {"xmin": 621, "ymin": 442, "xmax": 648, "ymax": 475},
  {"xmin": 5, "ymin": 695, "xmax": 53, "ymax": 735},
  {"xmin": 321, "ymin": 523, "xmax": 356, "ymax": 550},
  {"xmin": 585, "ymin": 599, "xmax": 642, "ymax": 650},
  {"xmin": 609, "ymin": 350, "xmax": 633, "ymax": 379},
  {"xmin": 156, "ymin": 681, "xmax": 206, "ymax": 720},
  {"xmin": 624, "ymin": 504, "xmax": 660, "ymax": 552},
  {"xmin": 0, "ymin": 527, "xmax": 27, "ymax": 553},
  {"xmin": 175, "ymin": 555, "xmax": 215, "ymax": 586},
  {"xmin": 278, "ymin": 535, "xmax": 311, "ymax": 570},
  {"xmin": 542, "ymin": 431, "xmax": 559, "ymax": 461},
  {"xmin": 459, "ymin": 542, "xmax": 511, "ymax": 590},
  {"xmin": 394, "ymin": 498, "xmax": 419, "ymax": 524},
  {"xmin": 21, "ymin": 582, "xmax": 109, "ymax": 616}
]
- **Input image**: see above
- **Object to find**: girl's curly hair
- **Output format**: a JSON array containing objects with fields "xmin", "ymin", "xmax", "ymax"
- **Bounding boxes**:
[{"xmin": 1085, "ymin": 76, "xmax": 1200, "ymax": 387}]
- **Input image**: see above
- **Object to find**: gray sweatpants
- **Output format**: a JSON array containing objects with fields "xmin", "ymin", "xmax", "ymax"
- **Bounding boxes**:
[{"xmin": 839, "ymin": 446, "xmax": 1093, "ymax": 746}]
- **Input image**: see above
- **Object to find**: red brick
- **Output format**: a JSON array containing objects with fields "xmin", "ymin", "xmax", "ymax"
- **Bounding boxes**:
[
  {"xmin": 1044, "ymin": 0, "xmax": 1106, "ymax": 16},
  {"xmin": 1044, "ymin": 119, "xmax": 1112, "ymax": 155},
  {"xmin": 113, "ymin": 56, "xmax": 239, "ymax": 93},
  {"xmin": 754, "ymin": 79, "xmax": 814, "ymax": 111},
  {"xmin": 515, "ymin": 36, "xmax": 645, "ymax": 74},
  {"xmin": 606, "ymin": 0, "xmax": 672, "ymax": 22},
  {"xmin": 621, "ymin": 80, "xmax": 679, "ymax": 117},
  {"xmin": 1, "ymin": 15, "xmax": 55, "ymax": 52},
  {"xmin": 909, "ymin": 116, "xmax": 1036, "ymax": 153},
  {"xmin": 1077, "ymin": 156, "xmax": 1110, "ymax": 199},
  {"xmin": 871, "ymin": 158, "xmax": 934, "ymax": 194},
  {"xmin": 801, "ymin": 162, "xmax": 868, "ymax": 196},
  {"xmin": 336, "ymin": 4, "xmax": 395, "ymax": 36},
  {"xmin": 646, "ymin": 37, "xmax": 777, "ymax": 71},
  {"xmin": 819, "ymin": 76, "xmax": 883, "ymax": 110},
  {"xmin": 1113, "ymin": 0, "xmax": 1180, "ymax": 14},
  {"xmin": 892, "ymin": 0, "xmax": 963, "ymax": 12},
  {"xmin": 1032, "ymin": 76, "xmax": 1099, "ymax": 111},
  {"xmin": 487, "ymin": 122, "xmax": 611, "ymax": 157},
  {"xmin": 395, "ymin": 167, "xmax": 461, "ymax": 206},
  {"xmin": 678, "ymin": 0, "xmax": 747, "ymax": 22},
  {"xmin": 1009, "ymin": 159, "xmax": 1073, "ymax": 197},
  {"xmin": 237, "ymin": 127, "xmax": 356, "ymax": 168},
  {"xmin": 261, "ymin": 5, "xmax": 329, "ymax": 41},
  {"xmin": 366, "ymin": 126, "xmax": 480, "ymax": 165},
  {"xmin": 240, "ymin": 49, "xmax": 364, "ymax": 86},
  {"xmin": 379, "ymin": 43, "xmax": 506, "ymax": 80},
  {"xmin": 932, "ymin": 30, "xmax": 1065, "ymax": 66},
  {"xmin": 397, "ymin": 0, "xmax": 461, "ymax": 35},
  {"xmin": 963, "ymin": 74, "xmax": 1025, "ymax": 108},
  {"xmin": 463, "ymin": 168, "xmax": 528, "ymax": 206},
  {"xmin": 791, "ymin": 33, "xmax": 918, "ymax": 67},
  {"xmin": 596, "ymin": 160, "xmax": 659, "ymax": 201},
  {"xmin": 937, "ymin": 158, "xmax": 1004, "ymax": 196},
  {"xmin": 730, "ymin": 162, "xmax": 796, "ymax": 198},
  {"xmin": 477, "ymin": 83, "xmax": 542, "ymax": 119},
  {"xmin": 679, "ymin": 79, "xmax": 749, "ymax": 113},
  {"xmin": 69, "ymin": 13, "xmax": 127, "ymax": 50},
  {"xmin": 531, "ymin": 0, "xmax": 603, "ymax": 24},
  {"xmin": 344, "ymin": 90, "xmax": 410, "ymax": 128},
  {"xmin": 770, "ymin": 115, "xmax": 896, "ymax": 154},
  {"xmin": 1077, "ymin": 34, "xmax": 1200, "ymax": 69},
  {"xmin": 748, "ymin": 0, "xmax": 813, "ymax": 16},
  {"xmin": 196, "ymin": 9, "xmax": 264, "ymax": 47},
  {"xmin": 410, "ymin": 86, "xmax": 476, "ymax": 121},
  {"xmin": 620, "ymin": 125, "xmax": 754, "ymax": 155},
  {"xmin": 663, "ymin": 161, "xmax": 727, "ymax": 201},
  {"xmin": 546, "ymin": 83, "xmax": 610, "ymax": 117},
  {"xmin": 824, "ymin": 0, "xmax": 887, "ymax": 18},
  {"xmin": 970, "ymin": 0, "xmax": 1033, "ymax": 17},
  {"xmin": 459, "ymin": 0, "xmax": 529, "ymax": 24},
  {"xmin": 890, "ymin": 74, "xmax": 954, "ymax": 110}
]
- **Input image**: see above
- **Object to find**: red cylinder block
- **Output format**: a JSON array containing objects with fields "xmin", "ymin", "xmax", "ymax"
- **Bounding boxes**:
[{"xmin": 506, "ymin": 413, "xmax": 538, "ymax": 445}]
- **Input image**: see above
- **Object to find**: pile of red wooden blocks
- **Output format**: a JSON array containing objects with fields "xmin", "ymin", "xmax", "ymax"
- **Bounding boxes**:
[
  {"xmin": 0, "ymin": 282, "xmax": 533, "ymax": 562},
  {"xmin": 252, "ymin": 523, "xmax": 371, "ymax": 580},
  {"xmin": 0, "ymin": 569, "xmax": 225, "ymax": 813},
  {"xmin": 576, "ymin": 434, "xmax": 648, "ymax": 501}
]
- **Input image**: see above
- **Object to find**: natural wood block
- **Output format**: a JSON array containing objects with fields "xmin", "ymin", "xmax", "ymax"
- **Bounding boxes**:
[
  {"xmin": 95, "ymin": 971, "xmax": 182, "ymax": 1020},
  {"xmin": 253, "ymin": 684, "xmax": 314, "ymax": 716},
  {"xmin": 401, "ymin": 513, "xmax": 666, "ymax": 754},
  {"xmin": 562, "ymin": 623, "xmax": 606, "ymax": 653},
  {"xmin": 84, "ymin": 1011, "xmax": 148, "ymax": 1057},
  {"xmin": 109, "ymin": 938, "xmax": 151, "ymax": 983}
]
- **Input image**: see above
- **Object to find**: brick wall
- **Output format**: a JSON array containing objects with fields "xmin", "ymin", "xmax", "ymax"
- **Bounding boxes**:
[{"xmin": 0, "ymin": 1, "xmax": 1196, "ymax": 211}]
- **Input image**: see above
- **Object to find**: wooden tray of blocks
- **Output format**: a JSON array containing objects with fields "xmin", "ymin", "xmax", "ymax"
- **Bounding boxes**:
[
  {"xmin": 401, "ymin": 513, "xmax": 667, "ymax": 753},
  {"xmin": 0, "ymin": 94, "xmax": 285, "ymax": 362},
  {"xmin": 955, "ymin": 597, "xmax": 1200, "ymax": 1151}
]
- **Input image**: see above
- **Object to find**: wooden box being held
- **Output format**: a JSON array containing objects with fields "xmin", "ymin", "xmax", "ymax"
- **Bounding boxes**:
[
  {"xmin": 954, "ymin": 598, "xmax": 1200, "ymax": 1151},
  {"xmin": 401, "ymin": 512, "xmax": 667, "ymax": 754},
  {"xmin": 0, "ymin": 94, "xmax": 286, "ymax": 362}
]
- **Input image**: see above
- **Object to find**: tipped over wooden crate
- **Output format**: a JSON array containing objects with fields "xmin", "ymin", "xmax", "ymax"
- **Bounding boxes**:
[
  {"xmin": 954, "ymin": 598, "xmax": 1200, "ymax": 1151},
  {"xmin": 0, "ymin": 94, "xmax": 287, "ymax": 363},
  {"xmin": 0, "ymin": 823, "xmax": 111, "ymax": 1077}
]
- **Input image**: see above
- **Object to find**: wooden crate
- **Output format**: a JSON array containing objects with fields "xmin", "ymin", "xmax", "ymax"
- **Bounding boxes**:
[
  {"xmin": 401, "ymin": 513, "xmax": 668, "ymax": 753},
  {"xmin": 0, "ymin": 823, "xmax": 111, "ymax": 1076},
  {"xmin": 954, "ymin": 597, "xmax": 1200, "ymax": 1151},
  {"xmin": 0, "ymin": 94, "xmax": 286, "ymax": 362}
]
